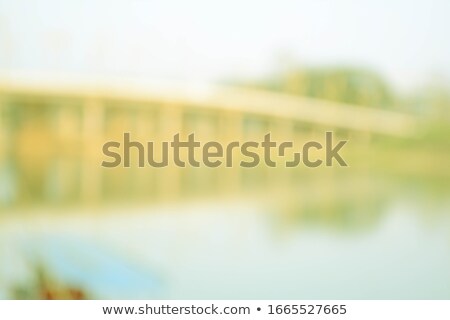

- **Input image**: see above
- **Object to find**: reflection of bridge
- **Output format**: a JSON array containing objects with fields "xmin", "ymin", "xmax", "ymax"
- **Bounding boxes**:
[{"xmin": 0, "ymin": 77, "xmax": 417, "ymax": 207}]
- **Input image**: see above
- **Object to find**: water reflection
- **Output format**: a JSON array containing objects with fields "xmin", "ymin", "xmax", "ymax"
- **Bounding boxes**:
[{"xmin": 1, "ymin": 177, "xmax": 449, "ymax": 299}]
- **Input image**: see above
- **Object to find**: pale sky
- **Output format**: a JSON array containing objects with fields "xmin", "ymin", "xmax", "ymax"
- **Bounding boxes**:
[{"xmin": 0, "ymin": 0, "xmax": 449, "ymax": 91}]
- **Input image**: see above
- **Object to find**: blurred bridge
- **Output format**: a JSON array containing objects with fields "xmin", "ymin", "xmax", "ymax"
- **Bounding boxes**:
[{"xmin": 0, "ymin": 76, "xmax": 418, "ymax": 208}]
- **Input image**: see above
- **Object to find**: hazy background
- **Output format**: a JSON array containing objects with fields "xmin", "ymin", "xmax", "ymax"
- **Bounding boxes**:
[
  {"xmin": 1, "ymin": 0, "xmax": 449, "ymax": 90},
  {"xmin": 0, "ymin": 0, "xmax": 449, "ymax": 299}
]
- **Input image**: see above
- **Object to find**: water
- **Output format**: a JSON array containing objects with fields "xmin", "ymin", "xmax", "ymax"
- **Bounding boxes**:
[{"xmin": 1, "ymin": 186, "xmax": 449, "ymax": 299}]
